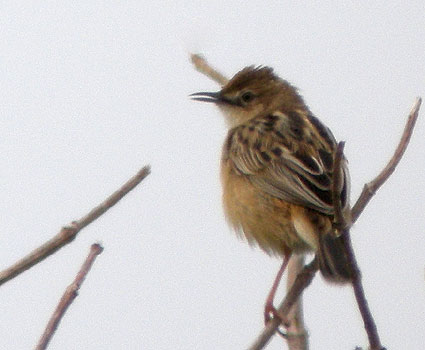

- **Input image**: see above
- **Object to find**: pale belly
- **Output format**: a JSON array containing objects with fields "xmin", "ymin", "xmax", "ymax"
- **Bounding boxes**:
[{"xmin": 221, "ymin": 163, "xmax": 313, "ymax": 256}]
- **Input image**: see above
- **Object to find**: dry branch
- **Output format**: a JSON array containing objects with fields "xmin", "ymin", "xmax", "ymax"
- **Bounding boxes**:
[
  {"xmin": 35, "ymin": 243, "xmax": 104, "ymax": 350},
  {"xmin": 343, "ymin": 98, "xmax": 421, "ymax": 350},
  {"xmin": 333, "ymin": 143, "xmax": 383, "ymax": 349},
  {"xmin": 351, "ymin": 98, "xmax": 422, "ymax": 223},
  {"xmin": 285, "ymin": 255, "xmax": 309, "ymax": 350},
  {"xmin": 191, "ymin": 54, "xmax": 228, "ymax": 85},
  {"xmin": 0, "ymin": 165, "xmax": 150, "ymax": 286},
  {"xmin": 342, "ymin": 233, "xmax": 382, "ymax": 350}
]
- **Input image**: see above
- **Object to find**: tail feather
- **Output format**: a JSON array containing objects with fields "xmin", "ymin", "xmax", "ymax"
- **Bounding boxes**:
[{"xmin": 318, "ymin": 233, "xmax": 353, "ymax": 283}]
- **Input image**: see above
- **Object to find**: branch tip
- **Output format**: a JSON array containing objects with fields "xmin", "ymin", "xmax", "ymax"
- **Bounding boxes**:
[
  {"xmin": 190, "ymin": 53, "xmax": 228, "ymax": 85},
  {"xmin": 0, "ymin": 165, "xmax": 150, "ymax": 286}
]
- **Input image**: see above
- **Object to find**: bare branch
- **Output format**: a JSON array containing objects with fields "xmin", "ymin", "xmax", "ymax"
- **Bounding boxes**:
[
  {"xmin": 35, "ymin": 243, "xmax": 104, "ymax": 350},
  {"xmin": 341, "ymin": 234, "xmax": 384, "ymax": 350},
  {"xmin": 351, "ymin": 98, "xmax": 422, "ymax": 223},
  {"xmin": 0, "ymin": 165, "xmax": 151, "ymax": 286},
  {"xmin": 248, "ymin": 259, "xmax": 318, "ymax": 350},
  {"xmin": 342, "ymin": 99, "xmax": 421, "ymax": 349},
  {"xmin": 333, "ymin": 143, "xmax": 383, "ymax": 349},
  {"xmin": 285, "ymin": 255, "xmax": 309, "ymax": 350},
  {"xmin": 190, "ymin": 54, "xmax": 229, "ymax": 85},
  {"xmin": 331, "ymin": 98, "xmax": 422, "ymax": 350}
]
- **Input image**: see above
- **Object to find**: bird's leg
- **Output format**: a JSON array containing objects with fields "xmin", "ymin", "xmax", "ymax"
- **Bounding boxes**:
[{"xmin": 264, "ymin": 252, "xmax": 291, "ymax": 329}]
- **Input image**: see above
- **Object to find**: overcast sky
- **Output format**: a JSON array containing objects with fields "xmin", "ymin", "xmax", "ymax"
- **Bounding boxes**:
[{"xmin": 1, "ymin": 2, "xmax": 424, "ymax": 349}]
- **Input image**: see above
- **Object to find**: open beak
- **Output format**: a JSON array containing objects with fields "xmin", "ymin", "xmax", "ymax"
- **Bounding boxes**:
[{"xmin": 190, "ymin": 91, "xmax": 222, "ymax": 103}]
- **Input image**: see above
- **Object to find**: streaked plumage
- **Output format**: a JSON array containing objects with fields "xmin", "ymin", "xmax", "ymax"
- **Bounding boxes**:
[{"xmin": 192, "ymin": 65, "xmax": 352, "ymax": 324}]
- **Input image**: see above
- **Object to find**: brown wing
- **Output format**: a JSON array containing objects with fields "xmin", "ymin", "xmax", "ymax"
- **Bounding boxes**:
[{"xmin": 223, "ymin": 112, "xmax": 349, "ymax": 215}]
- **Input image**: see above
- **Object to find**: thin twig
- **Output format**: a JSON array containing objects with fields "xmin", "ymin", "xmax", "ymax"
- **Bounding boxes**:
[
  {"xmin": 285, "ymin": 255, "xmax": 309, "ymax": 350},
  {"xmin": 0, "ymin": 165, "xmax": 151, "ymax": 286},
  {"xmin": 248, "ymin": 259, "xmax": 318, "ymax": 350},
  {"xmin": 190, "ymin": 54, "xmax": 229, "ymax": 85},
  {"xmin": 35, "ymin": 243, "xmax": 104, "ymax": 350},
  {"xmin": 333, "ymin": 143, "xmax": 383, "ymax": 349},
  {"xmin": 344, "ymin": 98, "xmax": 421, "ymax": 349},
  {"xmin": 351, "ymin": 98, "xmax": 422, "ymax": 223},
  {"xmin": 341, "ymin": 234, "xmax": 384, "ymax": 350}
]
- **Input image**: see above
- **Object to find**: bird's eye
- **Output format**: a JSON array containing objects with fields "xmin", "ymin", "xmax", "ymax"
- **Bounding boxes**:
[{"xmin": 241, "ymin": 91, "xmax": 255, "ymax": 104}]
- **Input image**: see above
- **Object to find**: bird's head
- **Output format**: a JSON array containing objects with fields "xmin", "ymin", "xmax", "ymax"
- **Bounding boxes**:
[{"xmin": 191, "ymin": 66, "xmax": 306, "ymax": 127}]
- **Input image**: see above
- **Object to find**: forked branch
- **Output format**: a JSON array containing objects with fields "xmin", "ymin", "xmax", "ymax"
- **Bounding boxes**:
[
  {"xmin": 351, "ymin": 98, "xmax": 422, "ymax": 223},
  {"xmin": 0, "ymin": 166, "xmax": 151, "ymax": 286},
  {"xmin": 35, "ymin": 243, "xmax": 104, "ymax": 350}
]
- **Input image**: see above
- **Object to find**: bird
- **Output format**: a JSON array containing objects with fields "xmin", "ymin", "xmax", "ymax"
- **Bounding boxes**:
[{"xmin": 191, "ymin": 66, "xmax": 353, "ymax": 325}]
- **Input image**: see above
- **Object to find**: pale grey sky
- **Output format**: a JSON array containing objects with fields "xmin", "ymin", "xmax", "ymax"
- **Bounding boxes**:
[{"xmin": 1, "ymin": 2, "xmax": 424, "ymax": 349}]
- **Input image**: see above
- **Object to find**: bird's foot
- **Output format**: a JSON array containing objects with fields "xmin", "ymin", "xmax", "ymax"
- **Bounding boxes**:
[{"xmin": 264, "ymin": 303, "xmax": 290, "ymax": 337}]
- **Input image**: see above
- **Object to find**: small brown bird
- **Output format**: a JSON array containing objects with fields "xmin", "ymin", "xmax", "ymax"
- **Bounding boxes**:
[{"xmin": 191, "ymin": 66, "xmax": 352, "ymax": 324}]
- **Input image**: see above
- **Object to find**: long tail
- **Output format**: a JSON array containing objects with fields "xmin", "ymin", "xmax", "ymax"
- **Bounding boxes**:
[{"xmin": 317, "ymin": 233, "xmax": 353, "ymax": 283}]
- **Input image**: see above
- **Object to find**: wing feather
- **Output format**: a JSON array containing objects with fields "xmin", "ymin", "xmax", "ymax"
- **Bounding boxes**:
[{"xmin": 224, "ymin": 112, "xmax": 349, "ymax": 215}]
